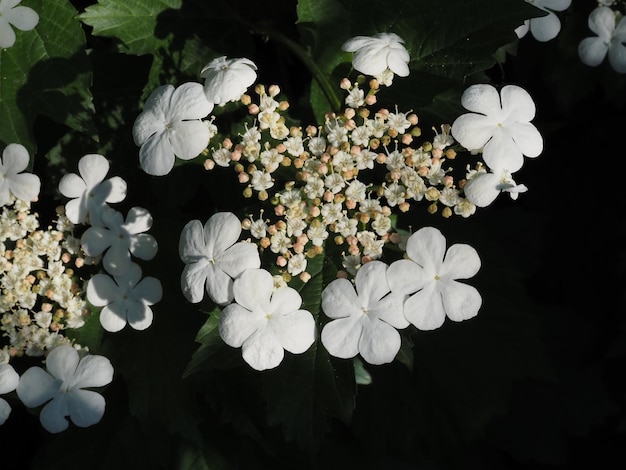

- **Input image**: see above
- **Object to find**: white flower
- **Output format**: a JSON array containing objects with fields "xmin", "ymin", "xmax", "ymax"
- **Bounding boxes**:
[
  {"xmin": 218, "ymin": 268, "xmax": 315, "ymax": 371},
  {"xmin": 86, "ymin": 263, "xmax": 162, "ymax": 332},
  {"xmin": 342, "ymin": 32, "xmax": 410, "ymax": 78},
  {"xmin": 515, "ymin": 0, "xmax": 572, "ymax": 42},
  {"xmin": 0, "ymin": 363, "xmax": 19, "ymax": 425},
  {"xmin": 451, "ymin": 84, "xmax": 543, "ymax": 173},
  {"xmin": 80, "ymin": 207, "xmax": 158, "ymax": 276},
  {"xmin": 179, "ymin": 212, "xmax": 260, "ymax": 305},
  {"xmin": 0, "ymin": 0, "xmax": 39, "ymax": 49},
  {"xmin": 463, "ymin": 168, "xmax": 528, "ymax": 207},
  {"xmin": 58, "ymin": 154, "xmax": 127, "ymax": 226},
  {"xmin": 387, "ymin": 227, "xmax": 482, "ymax": 331},
  {"xmin": 132, "ymin": 82, "xmax": 214, "ymax": 176},
  {"xmin": 321, "ymin": 260, "xmax": 408, "ymax": 365},
  {"xmin": 0, "ymin": 143, "xmax": 40, "ymax": 206},
  {"xmin": 16, "ymin": 345, "xmax": 113, "ymax": 433},
  {"xmin": 578, "ymin": 6, "xmax": 626, "ymax": 73},
  {"xmin": 200, "ymin": 56, "xmax": 258, "ymax": 105}
]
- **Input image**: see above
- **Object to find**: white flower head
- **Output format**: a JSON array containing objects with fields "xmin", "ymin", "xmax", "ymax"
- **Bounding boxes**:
[
  {"xmin": 515, "ymin": 0, "xmax": 572, "ymax": 42},
  {"xmin": 179, "ymin": 212, "xmax": 261, "ymax": 306},
  {"xmin": 463, "ymin": 168, "xmax": 528, "ymax": 207},
  {"xmin": 58, "ymin": 154, "xmax": 127, "ymax": 226},
  {"xmin": 0, "ymin": 363, "xmax": 19, "ymax": 425},
  {"xmin": 0, "ymin": 143, "xmax": 40, "ymax": 206},
  {"xmin": 132, "ymin": 82, "xmax": 214, "ymax": 176},
  {"xmin": 578, "ymin": 6, "xmax": 626, "ymax": 73},
  {"xmin": 387, "ymin": 227, "xmax": 482, "ymax": 331},
  {"xmin": 321, "ymin": 260, "xmax": 408, "ymax": 365},
  {"xmin": 200, "ymin": 56, "xmax": 258, "ymax": 105},
  {"xmin": 16, "ymin": 345, "xmax": 114, "ymax": 433},
  {"xmin": 451, "ymin": 84, "xmax": 543, "ymax": 173},
  {"xmin": 342, "ymin": 32, "xmax": 410, "ymax": 78},
  {"xmin": 80, "ymin": 207, "xmax": 158, "ymax": 277},
  {"xmin": 87, "ymin": 263, "xmax": 162, "ymax": 332},
  {"xmin": 0, "ymin": 0, "xmax": 39, "ymax": 49},
  {"xmin": 219, "ymin": 268, "xmax": 315, "ymax": 371}
]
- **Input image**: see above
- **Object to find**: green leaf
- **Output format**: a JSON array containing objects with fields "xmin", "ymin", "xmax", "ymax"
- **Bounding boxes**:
[{"xmin": 0, "ymin": 0, "xmax": 95, "ymax": 157}]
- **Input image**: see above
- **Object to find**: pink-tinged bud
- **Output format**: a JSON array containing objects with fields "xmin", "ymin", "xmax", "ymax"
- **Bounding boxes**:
[
  {"xmin": 203, "ymin": 159, "xmax": 216, "ymax": 170},
  {"xmin": 223, "ymin": 137, "xmax": 233, "ymax": 149},
  {"xmin": 267, "ymin": 224, "xmax": 277, "ymax": 235},
  {"xmin": 260, "ymin": 237, "xmax": 271, "ymax": 249},
  {"xmin": 365, "ymin": 94, "xmax": 377, "ymax": 106},
  {"xmin": 368, "ymin": 78, "xmax": 380, "ymax": 90},
  {"xmin": 293, "ymin": 243, "xmax": 305, "ymax": 254},
  {"xmin": 377, "ymin": 108, "xmax": 389, "ymax": 118},
  {"xmin": 276, "ymin": 220, "xmax": 286, "ymax": 231},
  {"xmin": 344, "ymin": 108, "xmax": 356, "ymax": 119},
  {"xmin": 275, "ymin": 205, "xmax": 285, "ymax": 216},
  {"xmin": 61, "ymin": 252, "xmax": 72, "ymax": 264},
  {"xmin": 317, "ymin": 164, "xmax": 328, "ymax": 175},
  {"xmin": 361, "ymin": 256, "xmax": 373, "ymax": 264},
  {"xmin": 241, "ymin": 94, "xmax": 252, "ymax": 105},
  {"xmin": 238, "ymin": 172, "xmax": 250, "ymax": 184},
  {"xmin": 74, "ymin": 258, "xmax": 85, "ymax": 268},
  {"xmin": 248, "ymin": 104, "xmax": 260, "ymax": 114},
  {"xmin": 432, "ymin": 147, "xmax": 443, "ymax": 158},
  {"xmin": 401, "ymin": 134, "xmax": 413, "ymax": 145},
  {"xmin": 381, "ymin": 206, "xmax": 391, "ymax": 216},
  {"xmin": 443, "ymin": 175, "xmax": 454, "ymax": 187},
  {"xmin": 323, "ymin": 191, "xmax": 334, "ymax": 203},
  {"xmin": 376, "ymin": 153, "xmax": 386, "ymax": 164},
  {"xmin": 418, "ymin": 166, "xmax": 429, "ymax": 177},
  {"xmin": 230, "ymin": 150, "xmax": 242, "ymax": 161},
  {"xmin": 399, "ymin": 202, "xmax": 410, "ymax": 212},
  {"xmin": 389, "ymin": 232, "xmax": 401, "ymax": 244},
  {"xmin": 325, "ymin": 112, "xmax": 336, "ymax": 120},
  {"xmin": 408, "ymin": 113, "xmax": 419, "ymax": 125},
  {"xmin": 281, "ymin": 156, "xmax": 292, "ymax": 167},
  {"xmin": 278, "ymin": 100, "xmax": 290, "ymax": 111},
  {"xmin": 348, "ymin": 244, "xmax": 360, "ymax": 255},
  {"xmin": 340, "ymin": 78, "xmax": 352, "ymax": 90},
  {"xmin": 431, "ymin": 157, "xmax": 440, "ymax": 166},
  {"xmin": 336, "ymin": 270, "xmax": 348, "ymax": 279},
  {"xmin": 306, "ymin": 125, "xmax": 318, "ymax": 137},
  {"xmin": 345, "ymin": 199, "xmax": 357, "ymax": 210},
  {"xmin": 389, "ymin": 170, "xmax": 402, "ymax": 181},
  {"xmin": 347, "ymin": 235, "xmax": 358, "ymax": 246},
  {"xmin": 344, "ymin": 119, "xmax": 356, "ymax": 130},
  {"xmin": 268, "ymin": 84, "xmax": 280, "ymax": 97},
  {"xmin": 276, "ymin": 256, "xmax": 287, "ymax": 267},
  {"xmin": 241, "ymin": 219, "xmax": 252, "ymax": 230},
  {"xmin": 299, "ymin": 272, "xmax": 312, "ymax": 283},
  {"xmin": 309, "ymin": 206, "xmax": 321, "ymax": 218},
  {"xmin": 297, "ymin": 234, "xmax": 309, "ymax": 245}
]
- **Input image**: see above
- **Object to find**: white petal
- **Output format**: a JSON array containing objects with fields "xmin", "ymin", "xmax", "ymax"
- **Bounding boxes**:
[
  {"xmin": 206, "ymin": 265, "xmax": 235, "ymax": 306},
  {"xmin": 139, "ymin": 131, "xmax": 175, "ymax": 176},
  {"xmin": 386, "ymin": 259, "xmax": 427, "ymax": 296},
  {"xmin": 406, "ymin": 226, "xmax": 446, "ymax": 273},
  {"xmin": 81, "ymin": 227, "xmax": 115, "ymax": 257},
  {"xmin": 578, "ymin": 37, "xmax": 608, "ymax": 67},
  {"xmin": 441, "ymin": 243, "xmax": 481, "ymax": 280},
  {"xmin": 321, "ymin": 278, "xmax": 361, "ymax": 319},
  {"xmin": 71, "ymin": 355, "xmax": 113, "ymax": 389},
  {"xmin": 203, "ymin": 212, "xmax": 241, "ymax": 257},
  {"xmin": 403, "ymin": 284, "xmax": 446, "ymax": 331},
  {"xmin": 169, "ymin": 120, "xmax": 211, "ymax": 160},
  {"xmin": 269, "ymin": 285, "xmax": 303, "ymax": 316},
  {"xmin": 8, "ymin": 172, "xmax": 40, "ymax": 202},
  {"xmin": 40, "ymin": 395, "xmax": 70, "ymax": 433},
  {"xmin": 232, "ymin": 268, "xmax": 273, "ymax": 313},
  {"xmin": 132, "ymin": 276, "xmax": 162, "ymax": 305},
  {"xmin": 93, "ymin": 176, "xmax": 127, "ymax": 204},
  {"xmin": 219, "ymin": 303, "xmax": 265, "ymax": 348},
  {"xmin": 355, "ymin": 260, "xmax": 390, "ymax": 305},
  {"xmin": 179, "ymin": 219, "xmax": 207, "ymax": 262},
  {"xmin": 440, "ymin": 281, "xmax": 482, "ymax": 322},
  {"xmin": 541, "ymin": 0, "xmax": 571, "ymax": 11},
  {"xmin": 129, "ymin": 233, "xmax": 158, "ymax": 261},
  {"xmin": 168, "ymin": 82, "xmax": 214, "ymax": 120},
  {"xmin": 46, "ymin": 345, "xmax": 79, "ymax": 383},
  {"xmin": 482, "ymin": 128, "xmax": 525, "ymax": 173},
  {"xmin": 241, "ymin": 327, "xmax": 284, "ymax": 371},
  {"xmin": 463, "ymin": 173, "xmax": 502, "ymax": 207},
  {"xmin": 460, "ymin": 84, "xmax": 502, "ymax": 116},
  {"xmin": 17, "ymin": 367, "xmax": 58, "ymax": 408},
  {"xmin": 271, "ymin": 308, "xmax": 315, "ymax": 354},
  {"xmin": 67, "ymin": 389, "xmax": 106, "ymax": 428},
  {"xmin": 530, "ymin": 11, "xmax": 562, "ymax": 42},
  {"xmin": 0, "ymin": 20, "xmax": 16, "ymax": 48},
  {"xmin": 7, "ymin": 6, "xmax": 39, "ymax": 31},
  {"xmin": 126, "ymin": 302, "xmax": 153, "ymax": 331},
  {"xmin": 321, "ymin": 316, "xmax": 362, "ymax": 359},
  {"xmin": 371, "ymin": 292, "xmax": 409, "ymax": 329},
  {"xmin": 78, "ymin": 154, "xmax": 108, "ymax": 188},
  {"xmin": 103, "ymin": 241, "xmax": 132, "ymax": 276},
  {"xmin": 86, "ymin": 274, "xmax": 120, "ymax": 307},
  {"xmin": 358, "ymin": 318, "xmax": 401, "ymax": 365},
  {"xmin": 99, "ymin": 305, "xmax": 127, "ymax": 332},
  {"xmin": 216, "ymin": 242, "xmax": 260, "ymax": 279},
  {"xmin": 58, "ymin": 172, "xmax": 86, "ymax": 198},
  {"xmin": 352, "ymin": 44, "xmax": 389, "ymax": 76},
  {"xmin": 587, "ymin": 6, "xmax": 614, "ymax": 40},
  {"xmin": 500, "ymin": 85, "xmax": 536, "ymax": 122},
  {"xmin": 342, "ymin": 36, "xmax": 376, "ymax": 52},
  {"xmin": 2, "ymin": 143, "xmax": 29, "ymax": 174},
  {"xmin": 132, "ymin": 85, "xmax": 172, "ymax": 145},
  {"xmin": 509, "ymin": 122, "xmax": 543, "ymax": 159},
  {"xmin": 451, "ymin": 113, "xmax": 496, "ymax": 152},
  {"xmin": 0, "ymin": 398, "xmax": 11, "ymax": 425},
  {"xmin": 515, "ymin": 20, "xmax": 530, "ymax": 38},
  {"xmin": 180, "ymin": 259, "xmax": 210, "ymax": 304},
  {"xmin": 608, "ymin": 40, "xmax": 626, "ymax": 73},
  {"xmin": 0, "ymin": 364, "xmax": 19, "ymax": 394}
]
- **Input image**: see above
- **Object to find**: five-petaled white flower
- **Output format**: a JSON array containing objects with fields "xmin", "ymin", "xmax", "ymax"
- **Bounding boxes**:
[
  {"xmin": 132, "ymin": 82, "xmax": 214, "ymax": 176},
  {"xmin": 0, "ymin": 0, "xmax": 39, "ymax": 49},
  {"xmin": 515, "ymin": 0, "xmax": 572, "ymax": 42},
  {"xmin": 179, "ymin": 211, "xmax": 261, "ymax": 306},
  {"xmin": 387, "ymin": 227, "xmax": 482, "ymax": 331},
  {"xmin": 58, "ymin": 153, "xmax": 127, "ymax": 227},
  {"xmin": 0, "ymin": 143, "xmax": 40, "ymax": 206},
  {"xmin": 16, "ymin": 345, "xmax": 114, "ymax": 433},
  {"xmin": 451, "ymin": 84, "xmax": 543, "ymax": 173},
  {"xmin": 320, "ymin": 260, "xmax": 408, "ymax": 365},
  {"xmin": 0, "ymin": 363, "xmax": 19, "ymax": 425},
  {"xmin": 200, "ymin": 56, "xmax": 258, "ymax": 105},
  {"xmin": 578, "ymin": 6, "xmax": 626, "ymax": 74},
  {"xmin": 463, "ymin": 167, "xmax": 528, "ymax": 207},
  {"xmin": 87, "ymin": 263, "xmax": 162, "ymax": 332},
  {"xmin": 81, "ymin": 207, "xmax": 158, "ymax": 277},
  {"xmin": 219, "ymin": 268, "xmax": 315, "ymax": 371},
  {"xmin": 342, "ymin": 32, "xmax": 410, "ymax": 79}
]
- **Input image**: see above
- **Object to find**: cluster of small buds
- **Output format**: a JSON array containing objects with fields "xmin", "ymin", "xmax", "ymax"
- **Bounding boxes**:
[
  {"xmin": 1, "ymin": 199, "xmax": 92, "ymax": 359},
  {"xmin": 202, "ymin": 81, "xmax": 482, "ymax": 283}
]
